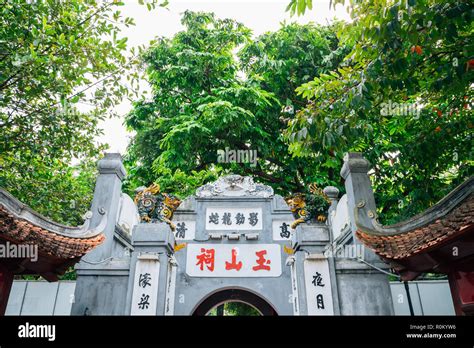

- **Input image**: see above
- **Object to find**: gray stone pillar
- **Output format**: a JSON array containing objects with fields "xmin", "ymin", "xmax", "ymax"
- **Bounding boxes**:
[
  {"xmin": 340, "ymin": 152, "xmax": 381, "ymax": 261},
  {"xmin": 72, "ymin": 153, "xmax": 131, "ymax": 315},
  {"xmin": 85, "ymin": 153, "xmax": 126, "ymax": 261},
  {"xmin": 335, "ymin": 152, "xmax": 394, "ymax": 315},
  {"xmin": 125, "ymin": 223, "xmax": 175, "ymax": 315}
]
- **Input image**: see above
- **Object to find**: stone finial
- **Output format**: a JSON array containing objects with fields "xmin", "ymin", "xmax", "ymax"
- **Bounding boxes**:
[
  {"xmin": 340, "ymin": 152, "xmax": 377, "ymax": 227},
  {"xmin": 340, "ymin": 152, "xmax": 371, "ymax": 179},
  {"xmin": 323, "ymin": 186, "xmax": 339, "ymax": 232},
  {"xmin": 323, "ymin": 186, "xmax": 339, "ymax": 202},
  {"xmin": 98, "ymin": 153, "xmax": 126, "ymax": 180}
]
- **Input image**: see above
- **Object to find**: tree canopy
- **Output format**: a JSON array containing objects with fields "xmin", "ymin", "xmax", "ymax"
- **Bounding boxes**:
[
  {"xmin": 126, "ymin": 4, "xmax": 472, "ymax": 223},
  {"xmin": 0, "ymin": 0, "xmax": 167, "ymax": 224},
  {"xmin": 284, "ymin": 0, "xmax": 473, "ymax": 223},
  {"xmin": 125, "ymin": 11, "xmax": 346, "ymax": 197},
  {"xmin": 1, "ymin": 1, "xmax": 471, "ymax": 228}
]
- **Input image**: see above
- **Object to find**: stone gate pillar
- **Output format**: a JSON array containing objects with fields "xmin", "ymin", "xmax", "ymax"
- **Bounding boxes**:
[
  {"xmin": 72, "ymin": 153, "xmax": 132, "ymax": 315},
  {"xmin": 333, "ymin": 152, "xmax": 394, "ymax": 315},
  {"xmin": 289, "ymin": 224, "xmax": 340, "ymax": 315},
  {"xmin": 125, "ymin": 223, "xmax": 176, "ymax": 315}
]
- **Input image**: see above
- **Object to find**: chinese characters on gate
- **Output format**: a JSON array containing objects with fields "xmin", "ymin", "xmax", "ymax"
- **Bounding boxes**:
[
  {"xmin": 205, "ymin": 208, "xmax": 263, "ymax": 231},
  {"xmin": 172, "ymin": 221, "xmax": 196, "ymax": 241},
  {"xmin": 279, "ymin": 222, "xmax": 291, "ymax": 238},
  {"xmin": 137, "ymin": 272, "xmax": 152, "ymax": 309},
  {"xmin": 131, "ymin": 258, "xmax": 160, "ymax": 315},
  {"xmin": 176, "ymin": 214, "xmax": 294, "ymax": 242},
  {"xmin": 312, "ymin": 271, "xmax": 325, "ymax": 309},
  {"xmin": 195, "ymin": 247, "xmax": 271, "ymax": 272},
  {"xmin": 175, "ymin": 222, "xmax": 187, "ymax": 239},
  {"xmin": 186, "ymin": 244, "xmax": 281, "ymax": 277},
  {"xmin": 196, "ymin": 248, "xmax": 215, "ymax": 271},
  {"xmin": 272, "ymin": 220, "xmax": 295, "ymax": 241},
  {"xmin": 303, "ymin": 258, "xmax": 334, "ymax": 315},
  {"xmin": 208, "ymin": 211, "xmax": 259, "ymax": 226}
]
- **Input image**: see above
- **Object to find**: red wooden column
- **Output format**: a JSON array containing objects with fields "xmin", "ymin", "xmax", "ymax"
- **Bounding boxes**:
[
  {"xmin": 448, "ymin": 270, "xmax": 474, "ymax": 316},
  {"xmin": 0, "ymin": 263, "xmax": 14, "ymax": 315}
]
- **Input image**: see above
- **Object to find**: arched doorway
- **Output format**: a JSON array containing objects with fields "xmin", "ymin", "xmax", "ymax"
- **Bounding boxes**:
[{"xmin": 192, "ymin": 289, "xmax": 278, "ymax": 316}]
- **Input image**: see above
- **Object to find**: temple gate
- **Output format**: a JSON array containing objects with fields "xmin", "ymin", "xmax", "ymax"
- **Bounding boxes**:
[{"xmin": 71, "ymin": 153, "xmax": 394, "ymax": 315}]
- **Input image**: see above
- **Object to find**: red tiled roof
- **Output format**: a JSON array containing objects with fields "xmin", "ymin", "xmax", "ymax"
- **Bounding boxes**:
[
  {"xmin": 356, "ymin": 194, "xmax": 474, "ymax": 260},
  {"xmin": 0, "ymin": 206, "xmax": 105, "ymax": 259}
]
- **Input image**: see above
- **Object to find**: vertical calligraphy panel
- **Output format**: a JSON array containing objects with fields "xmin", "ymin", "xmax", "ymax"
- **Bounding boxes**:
[
  {"xmin": 303, "ymin": 256, "xmax": 334, "ymax": 315},
  {"xmin": 131, "ymin": 257, "xmax": 160, "ymax": 315}
]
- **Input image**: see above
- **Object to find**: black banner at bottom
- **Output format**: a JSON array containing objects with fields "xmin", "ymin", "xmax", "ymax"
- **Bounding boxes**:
[{"xmin": 0, "ymin": 316, "xmax": 472, "ymax": 347}]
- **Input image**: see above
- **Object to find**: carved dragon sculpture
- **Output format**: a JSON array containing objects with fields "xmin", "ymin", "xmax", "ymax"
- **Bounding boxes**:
[
  {"xmin": 285, "ymin": 183, "xmax": 330, "ymax": 229},
  {"xmin": 134, "ymin": 183, "xmax": 181, "ymax": 231}
]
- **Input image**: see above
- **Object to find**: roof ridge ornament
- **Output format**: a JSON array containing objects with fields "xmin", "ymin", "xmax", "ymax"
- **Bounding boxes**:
[{"xmin": 195, "ymin": 174, "xmax": 274, "ymax": 198}]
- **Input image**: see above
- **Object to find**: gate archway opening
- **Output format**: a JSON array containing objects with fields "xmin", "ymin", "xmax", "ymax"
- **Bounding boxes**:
[
  {"xmin": 207, "ymin": 302, "xmax": 260, "ymax": 316},
  {"xmin": 192, "ymin": 289, "xmax": 278, "ymax": 316}
]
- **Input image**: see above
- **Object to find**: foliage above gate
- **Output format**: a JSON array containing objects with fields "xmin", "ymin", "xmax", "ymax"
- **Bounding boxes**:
[{"xmin": 124, "ymin": 11, "xmax": 345, "ymax": 198}]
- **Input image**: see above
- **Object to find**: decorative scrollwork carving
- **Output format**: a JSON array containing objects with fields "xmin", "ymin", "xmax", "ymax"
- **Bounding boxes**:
[{"xmin": 195, "ymin": 175, "xmax": 274, "ymax": 198}]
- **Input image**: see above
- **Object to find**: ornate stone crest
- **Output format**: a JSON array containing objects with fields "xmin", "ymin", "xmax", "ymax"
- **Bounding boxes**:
[{"xmin": 195, "ymin": 175, "xmax": 274, "ymax": 198}]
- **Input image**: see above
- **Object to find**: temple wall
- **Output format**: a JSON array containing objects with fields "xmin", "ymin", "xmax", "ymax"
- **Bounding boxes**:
[{"xmin": 5, "ymin": 280, "xmax": 455, "ymax": 315}]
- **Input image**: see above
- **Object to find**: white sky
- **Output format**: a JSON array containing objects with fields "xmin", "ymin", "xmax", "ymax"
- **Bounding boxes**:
[{"xmin": 96, "ymin": 0, "xmax": 350, "ymax": 154}]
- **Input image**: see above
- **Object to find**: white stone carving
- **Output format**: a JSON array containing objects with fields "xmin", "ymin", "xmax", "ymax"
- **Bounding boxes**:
[
  {"xmin": 117, "ymin": 193, "xmax": 140, "ymax": 235},
  {"xmin": 195, "ymin": 175, "xmax": 274, "ymax": 198},
  {"xmin": 332, "ymin": 194, "xmax": 350, "ymax": 241}
]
